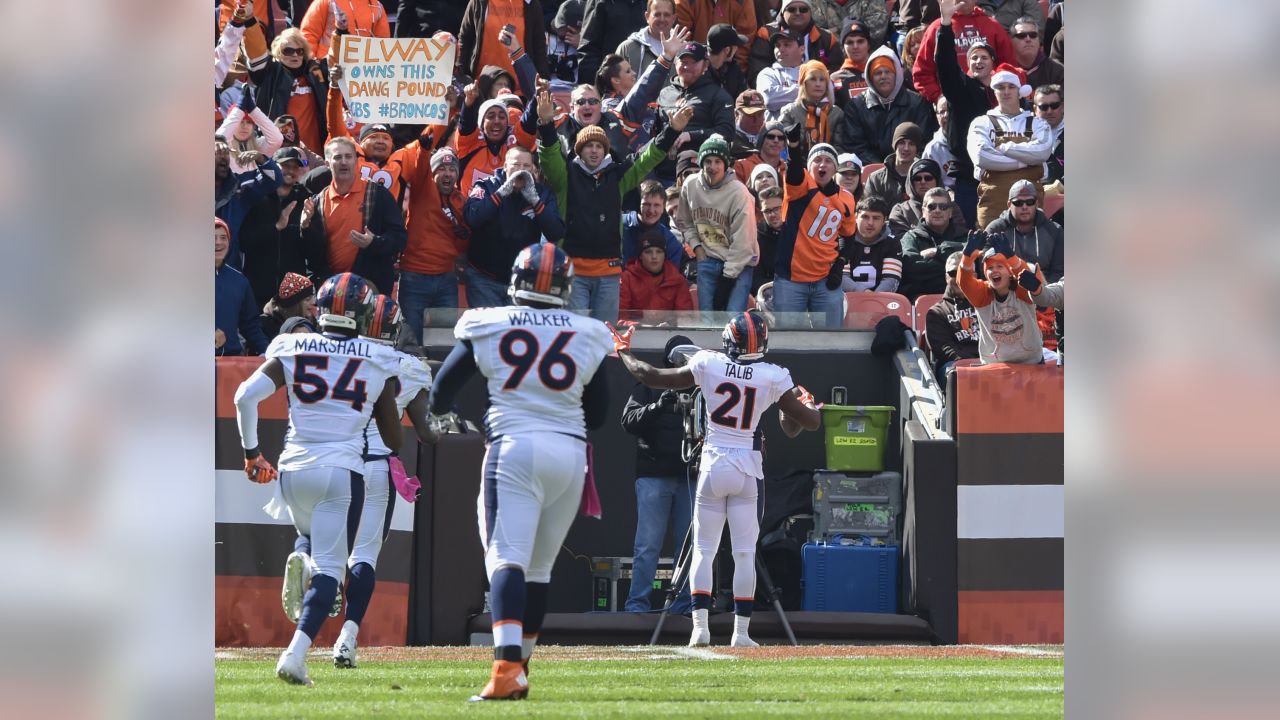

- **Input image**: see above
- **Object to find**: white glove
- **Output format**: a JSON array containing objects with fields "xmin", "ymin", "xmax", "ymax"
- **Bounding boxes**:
[
  {"xmin": 520, "ymin": 177, "xmax": 541, "ymax": 206},
  {"xmin": 496, "ymin": 175, "xmax": 518, "ymax": 198}
]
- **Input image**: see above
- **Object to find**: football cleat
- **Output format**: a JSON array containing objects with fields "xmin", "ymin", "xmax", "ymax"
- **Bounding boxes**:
[
  {"xmin": 729, "ymin": 634, "xmax": 760, "ymax": 648},
  {"xmin": 281, "ymin": 552, "xmax": 308, "ymax": 624},
  {"xmin": 688, "ymin": 626, "xmax": 711, "ymax": 647},
  {"xmin": 275, "ymin": 650, "xmax": 313, "ymax": 687},
  {"xmin": 508, "ymin": 241, "xmax": 573, "ymax": 307},
  {"xmin": 468, "ymin": 660, "xmax": 529, "ymax": 702},
  {"xmin": 333, "ymin": 627, "xmax": 358, "ymax": 668}
]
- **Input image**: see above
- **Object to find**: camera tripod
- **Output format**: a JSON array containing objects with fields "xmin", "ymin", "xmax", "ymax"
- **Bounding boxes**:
[{"xmin": 648, "ymin": 501, "xmax": 798, "ymax": 646}]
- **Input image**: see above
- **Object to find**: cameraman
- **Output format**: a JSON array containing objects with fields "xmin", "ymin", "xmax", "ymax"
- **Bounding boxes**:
[{"xmin": 619, "ymin": 335, "xmax": 697, "ymax": 614}]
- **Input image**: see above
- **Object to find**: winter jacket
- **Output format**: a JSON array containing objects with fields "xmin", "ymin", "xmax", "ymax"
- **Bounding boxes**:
[
  {"xmin": 747, "ymin": 18, "xmax": 841, "ymax": 85},
  {"xmin": 244, "ymin": 21, "xmax": 329, "ymax": 140},
  {"xmin": 708, "ymin": 59, "xmax": 750, "ymax": 106},
  {"xmin": 216, "ymin": 160, "xmax": 283, "ymax": 270},
  {"xmin": 301, "ymin": 0, "xmax": 391, "ymax": 59},
  {"xmin": 933, "ymin": 21, "xmax": 996, "ymax": 180},
  {"xmin": 219, "ymin": 106, "xmax": 285, "ymax": 176},
  {"xmin": 578, "ymin": 0, "xmax": 647, "ymax": 83},
  {"xmin": 652, "ymin": 73, "xmax": 736, "ymax": 179},
  {"xmin": 864, "ymin": 154, "xmax": 910, "ymax": 205},
  {"xmin": 676, "ymin": 0, "xmax": 758, "ymax": 70},
  {"xmin": 840, "ymin": 225, "xmax": 903, "ymax": 293},
  {"xmin": 215, "ymin": 262, "xmax": 269, "ymax": 356},
  {"xmin": 678, "ymin": 171, "xmax": 758, "ymax": 279},
  {"xmin": 1023, "ymin": 51, "xmax": 1064, "ymax": 90},
  {"xmin": 538, "ymin": 122, "xmax": 676, "ymax": 273},
  {"xmin": 899, "ymin": 0, "xmax": 941, "ymax": 30},
  {"xmin": 239, "ymin": 184, "xmax": 313, "ymax": 307},
  {"xmin": 924, "ymin": 284, "xmax": 980, "ymax": 379},
  {"xmin": 756, "ymin": 63, "xmax": 802, "ymax": 120},
  {"xmin": 777, "ymin": 66, "xmax": 846, "ymax": 147},
  {"xmin": 613, "ymin": 27, "xmax": 665, "ymax": 80},
  {"xmin": 458, "ymin": 0, "xmax": 550, "ymax": 81},
  {"xmin": 830, "ymin": 59, "xmax": 868, "ymax": 113},
  {"xmin": 967, "ymin": 107, "xmax": 1053, "ymax": 178},
  {"xmin": 619, "ymin": 256, "xmax": 695, "ymax": 315},
  {"xmin": 983, "ymin": 208, "xmax": 1064, "ymax": 282},
  {"xmin": 604, "ymin": 53, "xmax": 673, "ymax": 153},
  {"xmin": 621, "ymin": 213, "xmax": 686, "ymax": 266},
  {"xmin": 898, "ymin": 217, "xmax": 966, "ymax": 300},
  {"xmin": 976, "ymin": 0, "xmax": 1044, "ymax": 32},
  {"xmin": 956, "ymin": 248, "xmax": 1043, "ymax": 364},
  {"xmin": 912, "ymin": 7, "xmax": 1014, "ymax": 104},
  {"xmin": 751, "ymin": 220, "xmax": 781, "ymax": 295},
  {"xmin": 300, "ymin": 179, "xmax": 408, "ymax": 294},
  {"xmin": 922, "ymin": 127, "xmax": 958, "ymax": 187},
  {"xmin": 215, "ymin": 13, "xmax": 248, "ymax": 88},
  {"xmin": 888, "ymin": 158, "xmax": 967, "ymax": 238},
  {"xmin": 621, "ymin": 382, "xmax": 689, "ymax": 478},
  {"xmin": 395, "ymin": 0, "xmax": 465, "ymax": 39},
  {"xmin": 838, "ymin": 47, "xmax": 936, "ymax": 165},
  {"xmin": 462, "ymin": 169, "xmax": 565, "ymax": 279},
  {"xmin": 555, "ymin": 113, "xmax": 633, "ymax": 163}
]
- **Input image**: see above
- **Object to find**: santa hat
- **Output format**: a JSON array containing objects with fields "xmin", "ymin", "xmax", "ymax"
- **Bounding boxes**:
[{"xmin": 989, "ymin": 63, "xmax": 1032, "ymax": 98}]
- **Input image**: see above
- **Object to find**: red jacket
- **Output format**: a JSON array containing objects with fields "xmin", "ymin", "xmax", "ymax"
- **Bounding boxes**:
[
  {"xmin": 912, "ymin": 8, "xmax": 1014, "ymax": 104},
  {"xmin": 620, "ymin": 258, "xmax": 694, "ymax": 317}
]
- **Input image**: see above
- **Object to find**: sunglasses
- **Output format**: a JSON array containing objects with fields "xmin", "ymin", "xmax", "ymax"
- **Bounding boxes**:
[
  {"xmin": 1036, "ymin": 101, "xmax": 1063, "ymax": 111},
  {"xmin": 1010, "ymin": 198, "xmax": 1037, "ymax": 208},
  {"xmin": 925, "ymin": 202, "xmax": 950, "ymax": 211},
  {"xmin": 764, "ymin": 133, "xmax": 785, "ymax": 141},
  {"xmin": 574, "ymin": 97, "xmax": 601, "ymax": 106},
  {"xmin": 912, "ymin": 174, "xmax": 936, "ymax": 183},
  {"xmin": 1012, "ymin": 31, "xmax": 1039, "ymax": 40},
  {"xmin": 280, "ymin": 46, "xmax": 305, "ymax": 56},
  {"xmin": 784, "ymin": 6, "xmax": 810, "ymax": 13}
]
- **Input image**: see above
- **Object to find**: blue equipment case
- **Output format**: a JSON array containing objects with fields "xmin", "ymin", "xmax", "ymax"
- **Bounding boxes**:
[{"xmin": 800, "ymin": 542, "xmax": 899, "ymax": 613}]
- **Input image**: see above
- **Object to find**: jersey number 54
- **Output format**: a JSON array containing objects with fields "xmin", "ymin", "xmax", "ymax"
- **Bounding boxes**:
[{"xmin": 292, "ymin": 356, "xmax": 368, "ymax": 411}]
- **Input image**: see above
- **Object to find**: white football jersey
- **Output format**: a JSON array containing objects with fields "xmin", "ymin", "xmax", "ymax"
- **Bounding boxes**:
[
  {"xmin": 686, "ymin": 350, "xmax": 795, "ymax": 451},
  {"xmin": 456, "ymin": 306, "xmax": 614, "ymax": 437},
  {"xmin": 267, "ymin": 332, "xmax": 401, "ymax": 473},
  {"xmin": 364, "ymin": 350, "xmax": 434, "ymax": 457}
]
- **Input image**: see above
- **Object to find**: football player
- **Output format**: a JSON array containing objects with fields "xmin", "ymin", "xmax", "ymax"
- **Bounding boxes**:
[
  {"xmin": 234, "ymin": 273, "xmax": 404, "ymax": 687},
  {"xmin": 328, "ymin": 295, "xmax": 442, "ymax": 669},
  {"xmin": 614, "ymin": 310, "xmax": 821, "ymax": 647},
  {"xmin": 429, "ymin": 242, "xmax": 615, "ymax": 701}
]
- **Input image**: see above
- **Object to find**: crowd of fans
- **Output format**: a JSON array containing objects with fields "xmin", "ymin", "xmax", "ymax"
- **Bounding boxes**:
[{"xmin": 214, "ymin": 0, "xmax": 1065, "ymax": 376}]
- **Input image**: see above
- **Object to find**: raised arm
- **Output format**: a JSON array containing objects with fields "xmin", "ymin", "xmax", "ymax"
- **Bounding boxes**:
[{"xmin": 617, "ymin": 350, "xmax": 696, "ymax": 390}]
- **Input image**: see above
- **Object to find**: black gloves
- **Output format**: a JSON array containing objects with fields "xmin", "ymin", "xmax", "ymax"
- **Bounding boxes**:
[
  {"xmin": 682, "ymin": 259, "xmax": 698, "ymax": 283},
  {"xmin": 990, "ymin": 231, "xmax": 1015, "ymax": 259},
  {"xmin": 658, "ymin": 390, "xmax": 679, "ymax": 409},
  {"xmin": 826, "ymin": 256, "xmax": 847, "ymax": 290},
  {"xmin": 963, "ymin": 229, "xmax": 987, "ymax": 255},
  {"xmin": 1018, "ymin": 269, "xmax": 1041, "ymax": 293},
  {"xmin": 784, "ymin": 120, "xmax": 804, "ymax": 146},
  {"xmin": 238, "ymin": 85, "xmax": 257, "ymax": 115}
]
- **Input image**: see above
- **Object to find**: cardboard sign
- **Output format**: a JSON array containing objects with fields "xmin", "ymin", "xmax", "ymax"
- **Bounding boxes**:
[{"xmin": 337, "ymin": 35, "xmax": 456, "ymax": 125}]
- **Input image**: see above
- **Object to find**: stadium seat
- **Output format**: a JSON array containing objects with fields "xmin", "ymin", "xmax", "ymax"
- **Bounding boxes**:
[
  {"xmin": 861, "ymin": 163, "xmax": 884, "ymax": 186},
  {"xmin": 1042, "ymin": 192, "xmax": 1064, "ymax": 221},
  {"xmin": 843, "ymin": 291, "xmax": 911, "ymax": 329},
  {"xmin": 912, "ymin": 293, "xmax": 945, "ymax": 334}
]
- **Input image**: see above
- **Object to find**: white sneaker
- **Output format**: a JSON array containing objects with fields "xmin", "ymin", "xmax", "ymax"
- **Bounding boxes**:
[
  {"xmin": 333, "ymin": 627, "xmax": 358, "ymax": 668},
  {"xmin": 281, "ymin": 553, "xmax": 308, "ymax": 624},
  {"xmin": 729, "ymin": 634, "xmax": 759, "ymax": 648},
  {"xmin": 688, "ymin": 626, "xmax": 711, "ymax": 647},
  {"xmin": 275, "ymin": 650, "xmax": 313, "ymax": 687}
]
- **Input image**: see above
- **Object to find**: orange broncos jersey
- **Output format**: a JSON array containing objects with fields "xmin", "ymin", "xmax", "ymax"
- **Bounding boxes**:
[{"xmin": 774, "ymin": 173, "xmax": 858, "ymax": 283}]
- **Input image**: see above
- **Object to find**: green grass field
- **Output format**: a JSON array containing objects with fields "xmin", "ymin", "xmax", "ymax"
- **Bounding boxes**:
[{"xmin": 215, "ymin": 645, "xmax": 1064, "ymax": 719}]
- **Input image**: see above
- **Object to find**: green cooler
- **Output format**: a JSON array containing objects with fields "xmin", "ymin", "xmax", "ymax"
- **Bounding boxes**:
[{"xmin": 819, "ymin": 405, "xmax": 894, "ymax": 471}]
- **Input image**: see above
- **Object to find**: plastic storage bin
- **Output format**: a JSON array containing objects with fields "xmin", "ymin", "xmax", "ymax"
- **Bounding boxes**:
[
  {"xmin": 819, "ymin": 405, "xmax": 894, "ymax": 471},
  {"xmin": 800, "ymin": 542, "xmax": 899, "ymax": 613}
]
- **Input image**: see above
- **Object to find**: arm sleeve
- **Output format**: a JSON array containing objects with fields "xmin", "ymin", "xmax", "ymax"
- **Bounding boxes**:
[
  {"xmin": 677, "ymin": 186, "xmax": 698, "ymax": 249},
  {"xmin": 1034, "ymin": 279, "xmax": 1065, "ymax": 310},
  {"xmin": 956, "ymin": 250, "xmax": 993, "ymax": 307},
  {"xmin": 327, "ymin": 85, "xmax": 350, "ymax": 140},
  {"xmin": 537, "ymin": 123, "xmax": 569, "ymax": 210},
  {"xmin": 368, "ymin": 184, "xmax": 408, "ymax": 256},
  {"xmin": 723, "ymin": 188, "xmax": 757, "ymax": 279},
  {"xmin": 511, "ymin": 47, "xmax": 537, "ymax": 99},
  {"xmin": 464, "ymin": 180, "xmax": 501, "ymax": 226},
  {"xmin": 300, "ymin": 1, "xmax": 328, "ymax": 58},
  {"xmin": 251, "ymin": 108, "xmax": 284, "ymax": 156},
  {"xmin": 215, "ymin": 18, "xmax": 248, "ymax": 87},
  {"xmin": 234, "ymin": 368, "xmax": 278, "ymax": 450},
  {"xmin": 428, "ymin": 339, "xmax": 478, "ymax": 415},
  {"xmin": 582, "ymin": 367, "xmax": 612, "ymax": 431},
  {"xmin": 931, "ymin": 23, "xmax": 964, "ymax": 106},
  {"xmin": 575, "ymin": 0, "xmax": 607, "ymax": 85},
  {"xmin": 617, "ymin": 56, "xmax": 671, "ymax": 124},
  {"xmin": 912, "ymin": 22, "xmax": 943, "ymax": 103},
  {"xmin": 968, "ymin": 116, "xmax": 1023, "ymax": 171},
  {"xmin": 1002, "ymin": 119, "xmax": 1055, "ymax": 164}
]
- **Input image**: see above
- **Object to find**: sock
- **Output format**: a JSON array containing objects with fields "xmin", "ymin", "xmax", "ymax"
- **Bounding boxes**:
[
  {"xmin": 692, "ymin": 608, "xmax": 709, "ymax": 628},
  {"xmin": 344, "ymin": 562, "xmax": 376, "ymax": 626},
  {"xmin": 297, "ymin": 574, "xmax": 338, "ymax": 640},
  {"xmin": 285, "ymin": 629, "xmax": 312, "ymax": 657},
  {"xmin": 523, "ymin": 582, "xmax": 550, "ymax": 660},
  {"xmin": 692, "ymin": 592, "xmax": 714, "ymax": 611},
  {"xmin": 490, "ymin": 567, "xmax": 526, "ymax": 662},
  {"xmin": 294, "ymin": 534, "xmax": 311, "ymax": 556},
  {"xmin": 733, "ymin": 614, "xmax": 751, "ymax": 637},
  {"xmin": 734, "ymin": 598, "xmax": 754, "ymax": 617}
]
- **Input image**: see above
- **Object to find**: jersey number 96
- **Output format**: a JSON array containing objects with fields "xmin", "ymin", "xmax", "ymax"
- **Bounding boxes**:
[{"xmin": 498, "ymin": 330, "xmax": 578, "ymax": 391}]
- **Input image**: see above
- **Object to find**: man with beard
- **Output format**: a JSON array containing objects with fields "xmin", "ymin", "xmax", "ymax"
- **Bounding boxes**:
[
  {"xmin": 888, "ymin": 157, "xmax": 967, "ymax": 238},
  {"xmin": 899, "ymin": 186, "xmax": 967, "ymax": 300},
  {"xmin": 652, "ymin": 42, "xmax": 736, "ymax": 182},
  {"xmin": 398, "ymin": 147, "xmax": 471, "ymax": 342},
  {"xmin": 239, "ymin": 147, "xmax": 314, "ymax": 306},
  {"xmin": 299, "ymin": 138, "xmax": 407, "ymax": 295}
]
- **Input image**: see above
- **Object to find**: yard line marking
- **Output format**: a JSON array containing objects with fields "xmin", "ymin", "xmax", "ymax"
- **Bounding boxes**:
[
  {"xmin": 671, "ymin": 646, "xmax": 737, "ymax": 661},
  {"xmin": 977, "ymin": 645, "xmax": 1063, "ymax": 657}
]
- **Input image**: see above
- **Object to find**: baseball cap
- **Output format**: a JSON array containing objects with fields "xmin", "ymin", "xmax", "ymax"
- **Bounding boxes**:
[
  {"xmin": 735, "ymin": 89, "xmax": 765, "ymax": 115},
  {"xmin": 708, "ymin": 23, "xmax": 749, "ymax": 54},
  {"xmin": 675, "ymin": 149, "xmax": 700, "ymax": 177},
  {"xmin": 1008, "ymin": 179, "xmax": 1038, "ymax": 201},
  {"xmin": 272, "ymin": 146, "xmax": 307, "ymax": 166},
  {"xmin": 841, "ymin": 20, "xmax": 872, "ymax": 44},
  {"xmin": 836, "ymin": 153, "xmax": 863, "ymax": 174},
  {"xmin": 676, "ymin": 42, "xmax": 708, "ymax": 61},
  {"xmin": 358, "ymin": 123, "xmax": 392, "ymax": 141},
  {"xmin": 769, "ymin": 27, "xmax": 799, "ymax": 46}
]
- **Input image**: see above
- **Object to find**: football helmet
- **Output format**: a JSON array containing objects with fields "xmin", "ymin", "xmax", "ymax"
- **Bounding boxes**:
[
  {"xmin": 509, "ymin": 241, "xmax": 573, "ymax": 307},
  {"xmin": 364, "ymin": 294, "xmax": 403, "ymax": 343},
  {"xmin": 316, "ymin": 273, "xmax": 374, "ymax": 332},
  {"xmin": 722, "ymin": 310, "xmax": 768, "ymax": 361}
]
